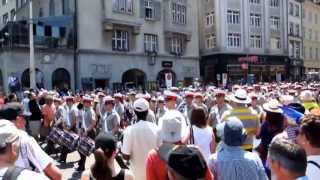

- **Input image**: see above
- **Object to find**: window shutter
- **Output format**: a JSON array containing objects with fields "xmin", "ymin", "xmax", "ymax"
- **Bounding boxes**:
[
  {"xmin": 140, "ymin": 0, "xmax": 145, "ymax": 18},
  {"xmin": 154, "ymin": 1, "xmax": 161, "ymax": 21}
]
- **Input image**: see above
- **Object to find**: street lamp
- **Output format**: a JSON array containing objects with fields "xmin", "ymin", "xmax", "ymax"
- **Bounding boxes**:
[{"xmin": 29, "ymin": 0, "xmax": 36, "ymax": 89}]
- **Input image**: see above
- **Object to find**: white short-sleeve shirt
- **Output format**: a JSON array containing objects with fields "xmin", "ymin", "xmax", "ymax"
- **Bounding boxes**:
[
  {"xmin": 15, "ymin": 130, "xmax": 53, "ymax": 172},
  {"xmin": 0, "ymin": 167, "xmax": 49, "ymax": 180},
  {"xmin": 121, "ymin": 120, "xmax": 161, "ymax": 180},
  {"xmin": 306, "ymin": 155, "xmax": 320, "ymax": 180}
]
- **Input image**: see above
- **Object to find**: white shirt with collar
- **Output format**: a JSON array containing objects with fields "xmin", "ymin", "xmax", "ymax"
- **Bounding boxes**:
[
  {"xmin": 15, "ymin": 130, "xmax": 53, "ymax": 172},
  {"xmin": 0, "ymin": 167, "xmax": 49, "ymax": 180},
  {"xmin": 306, "ymin": 155, "xmax": 320, "ymax": 180}
]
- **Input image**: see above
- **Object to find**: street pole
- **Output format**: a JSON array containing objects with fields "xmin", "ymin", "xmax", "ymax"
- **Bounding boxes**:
[{"xmin": 29, "ymin": 0, "xmax": 36, "ymax": 89}]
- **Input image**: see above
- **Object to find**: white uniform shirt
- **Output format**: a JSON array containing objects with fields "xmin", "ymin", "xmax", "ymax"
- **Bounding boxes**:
[
  {"xmin": 22, "ymin": 98, "xmax": 31, "ymax": 116},
  {"xmin": 121, "ymin": 120, "xmax": 161, "ymax": 180},
  {"xmin": 0, "ymin": 167, "xmax": 49, "ymax": 180},
  {"xmin": 306, "ymin": 155, "xmax": 320, "ymax": 180},
  {"xmin": 15, "ymin": 130, "xmax": 53, "ymax": 172}
]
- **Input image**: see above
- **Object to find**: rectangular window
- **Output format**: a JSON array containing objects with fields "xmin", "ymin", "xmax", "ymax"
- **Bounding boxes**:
[
  {"xmin": 295, "ymin": 42, "xmax": 300, "ymax": 58},
  {"xmin": 144, "ymin": 34, "xmax": 158, "ymax": 52},
  {"xmin": 205, "ymin": 33, "xmax": 216, "ymax": 49},
  {"xmin": 270, "ymin": 16, "xmax": 280, "ymax": 31},
  {"xmin": 227, "ymin": 33, "xmax": 241, "ymax": 48},
  {"xmin": 250, "ymin": 35, "xmax": 262, "ymax": 48},
  {"xmin": 295, "ymin": 4, "xmax": 299, "ymax": 17},
  {"xmin": 10, "ymin": 9, "xmax": 15, "ymax": 21},
  {"xmin": 295, "ymin": 24, "xmax": 300, "ymax": 37},
  {"xmin": 2, "ymin": 13, "xmax": 8, "ymax": 24},
  {"xmin": 2, "ymin": 0, "xmax": 7, "ymax": 5},
  {"xmin": 315, "ymin": 13, "xmax": 318, "ymax": 25},
  {"xmin": 289, "ymin": 22, "xmax": 294, "ymax": 35},
  {"xmin": 112, "ymin": 0, "xmax": 133, "ymax": 14},
  {"xmin": 250, "ymin": 13, "xmax": 261, "ymax": 27},
  {"xmin": 205, "ymin": 11, "xmax": 214, "ymax": 27},
  {"xmin": 145, "ymin": 0, "xmax": 154, "ymax": 20},
  {"xmin": 170, "ymin": 35, "xmax": 184, "ymax": 55},
  {"xmin": 289, "ymin": 3, "xmax": 294, "ymax": 16},
  {"xmin": 270, "ymin": 37, "xmax": 281, "ymax": 50},
  {"xmin": 310, "ymin": 47, "xmax": 313, "ymax": 59},
  {"xmin": 270, "ymin": 0, "xmax": 279, "ymax": 7},
  {"xmin": 315, "ymin": 30, "xmax": 319, "ymax": 41},
  {"xmin": 309, "ymin": 29, "xmax": 312, "ymax": 40},
  {"xmin": 172, "ymin": 3, "xmax": 186, "ymax": 25},
  {"xmin": 316, "ymin": 48, "xmax": 319, "ymax": 60},
  {"xmin": 112, "ymin": 30, "xmax": 129, "ymax": 51},
  {"xmin": 227, "ymin": 10, "xmax": 240, "ymax": 24},
  {"xmin": 249, "ymin": 0, "xmax": 260, "ymax": 4},
  {"xmin": 309, "ymin": 12, "xmax": 313, "ymax": 22}
]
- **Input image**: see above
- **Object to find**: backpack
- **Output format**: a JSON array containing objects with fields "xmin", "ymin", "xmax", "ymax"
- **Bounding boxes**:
[{"xmin": 3, "ymin": 166, "xmax": 25, "ymax": 180}]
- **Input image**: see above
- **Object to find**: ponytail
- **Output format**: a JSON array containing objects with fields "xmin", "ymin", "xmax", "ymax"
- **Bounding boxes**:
[{"xmin": 91, "ymin": 148, "xmax": 113, "ymax": 180}]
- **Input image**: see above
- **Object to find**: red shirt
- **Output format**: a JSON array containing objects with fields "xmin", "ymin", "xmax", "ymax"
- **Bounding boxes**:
[{"xmin": 146, "ymin": 149, "xmax": 214, "ymax": 180}]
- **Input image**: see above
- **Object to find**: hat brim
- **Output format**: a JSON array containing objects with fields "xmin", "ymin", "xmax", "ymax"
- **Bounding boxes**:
[
  {"xmin": 230, "ymin": 95, "xmax": 251, "ymax": 104},
  {"xmin": 263, "ymin": 104, "xmax": 283, "ymax": 114},
  {"xmin": 160, "ymin": 131, "xmax": 183, "ymax": 143}
]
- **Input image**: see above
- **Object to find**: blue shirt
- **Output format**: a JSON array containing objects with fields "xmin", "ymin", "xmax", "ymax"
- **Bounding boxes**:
[{"xmin": 208, "ymin": 142, "xmax": 268, "ymax": 180}]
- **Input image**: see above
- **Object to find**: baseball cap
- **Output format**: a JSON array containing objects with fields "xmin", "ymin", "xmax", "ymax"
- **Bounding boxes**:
[
  {"xmin": 94, "ymin": 132, "xmax": 117, "ymax": 153},
  {"xmin": 133, "ymin": 98, "xmax": 149, "ymax": 112},
  {"xmin": 158, "ymin": 144, "xmax": 207, "ymax": 179},
  {"xmin": 0, "ymin": 103, "xmax": 24, "ymax": 121},
  {"xmin": 159, "ymin": 110, "xmax": 184, "ymax": 143},
  {"xmin": 217, "ymin": 116, "xmax": 246, "ymax": 146},
  {"xmin": 0, "ymin": 120, "xmax": 19, "ymax": 149}
]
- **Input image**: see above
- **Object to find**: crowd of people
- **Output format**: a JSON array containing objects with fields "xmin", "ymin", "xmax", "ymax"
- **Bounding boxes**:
[{"xmin": 0, "ymin": 82, "xmax": 320, "ymax": 180}]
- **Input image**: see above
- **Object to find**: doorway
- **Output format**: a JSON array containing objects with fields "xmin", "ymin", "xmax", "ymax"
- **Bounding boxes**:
[{"xmin": 94, "ymin": 79, "xmax": 108, "ymax": 89}]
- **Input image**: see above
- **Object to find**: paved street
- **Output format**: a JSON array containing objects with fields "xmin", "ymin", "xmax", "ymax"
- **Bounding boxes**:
[{"xmin": 52, "ymin": 151, "xmax": 94, "ymax": 180}]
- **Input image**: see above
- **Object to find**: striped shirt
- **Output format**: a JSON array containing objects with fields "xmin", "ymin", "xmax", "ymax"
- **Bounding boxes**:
[{"xmin": 222, "ymin": 107, "xmax": 260, "ymax": 150}]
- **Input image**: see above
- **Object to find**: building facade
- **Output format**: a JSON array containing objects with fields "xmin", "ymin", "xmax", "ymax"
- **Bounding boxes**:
[
  {"xmin": 199, "ymin": 0, "xmax": 289, "ymax": 84},
  {"xmin": 0, "ymin": 0, "xmax": 200, "ymax": 92},
  {"xmin": 303, "ymin": 0, "xmax": 320, "ymax": 76},
  {"xmin": 288, "ymin": 0, "xmax": 303, "ymax": 81}
]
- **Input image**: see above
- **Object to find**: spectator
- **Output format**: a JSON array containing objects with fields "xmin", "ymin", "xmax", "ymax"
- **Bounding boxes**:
[
  {"xmin": 257, "ymin": 99, "xmax": 285, "ymax": 163},
  {"xmin": 189, "ymin": 106, "xmax": 215, "ymax": 161},
  {"xmin": 222, "ymin": 89, "xmax": 260, "ymax": 151},
  {"xmin": 158, "ymin": 144, "xmax": 213, "ymax": 180},
  {"xmin": 300, "ymin": 90, "xmax": 319, "ymax": 112},
  {"xmin": 209, "ymin": 116, "xmax": 267, "ymax": 180},
  {"xmin": 268, "ymin": 138, "xmax": 307, "ymax": 180},
  {"xmin": 121, "ymin": 98, "xmax": 161, "ymax": 180},
  {"xmin": 0, "ymin": 120, "xmax": 48, "ymax": 179},
  {"xmin": 146, "ymin": 110, "xmax": 198, "ymax": 180},
  {"xmin": 81, "ymin": 133, "xmax": 134, "ymax": 180},
  {"xmin": 0, "ymin": 103, "xmax": 62, "ymax": 180},
  {"xmin": 297, "ymin": 115, "xmax": 320, "ymax": 180},
  {"xmin": 28, "ymin": 92, "xmax": 42, "ymax": 140}
]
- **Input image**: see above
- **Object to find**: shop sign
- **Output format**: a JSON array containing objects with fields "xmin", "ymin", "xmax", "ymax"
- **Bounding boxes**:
[
  {"xmin": 238, "ymin": 56, "xmax": 259, "ymax": 64},
  {"xmin": 162, "ymin": 61, "xmax": 173, "ymax": 68}
]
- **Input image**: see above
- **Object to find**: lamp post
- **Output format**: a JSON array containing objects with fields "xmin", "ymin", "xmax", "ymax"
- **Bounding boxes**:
[{"xmin": 29, "ymin": 0, "xmax": 36, "ymax": 89}]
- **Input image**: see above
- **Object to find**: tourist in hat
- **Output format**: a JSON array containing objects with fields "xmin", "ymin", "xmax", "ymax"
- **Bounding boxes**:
[
  {"xmin": 81, "ymin": 133, "xmax": 134, "ymax": 180},
  {"xmin": 256, "ymin": 99, "xmax": 285, "ymax": 176},
  {"xmin": 0, "ymin": 104, "xmax": 62, "ymax": 179},
  {"xmin": 222, "ymin": 89, "xmax": 260, "ymax": 151},
  {"xmin": 189, "ymin": 106, "xmax": 215, "ymax": 161},
  {"xmin": 208, "ymin": 90, "xmax": 232, "ymax": 129},
  {"xmin": 146, "ymin": 110, "xmax": 187, "ymax": 180},
  {"xmin": 121, "ymin": 98, "xmax": 161, "ymax": 180},
  {"xmin": 209, "ymin": 117, "xmax": 267, "ymax": 180},
  {"xmin": 158, "ymin": 144, "xmax": 213, "ymax": 180},
  {"xmin": 0, "ymin": 120, "xmax": 49, "ymax": 179},
  {"xmin": 268, "ymin": 138, "xmax": 307, "ymax": 180},
  {"xmin": 300, "ymin": 90, "xmax": 319, "ymax": 112}
]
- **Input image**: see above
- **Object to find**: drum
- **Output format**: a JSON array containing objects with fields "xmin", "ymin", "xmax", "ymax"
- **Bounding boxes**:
[
  {"xmin": 47, "ymin": 127, "xmax": 64, "ymax": 144},
  {"xmin": 78, "ymin": 137, "xmax": 95, "ymax": 156},
  {"xmin": 59, "ymin": 131, "xmax": 80, "ymax": 151}
]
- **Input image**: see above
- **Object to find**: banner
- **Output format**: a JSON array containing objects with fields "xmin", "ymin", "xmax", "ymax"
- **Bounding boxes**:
[{"xmin": 165, "ymin": 73, "xmax": 172, "ymax": 88}]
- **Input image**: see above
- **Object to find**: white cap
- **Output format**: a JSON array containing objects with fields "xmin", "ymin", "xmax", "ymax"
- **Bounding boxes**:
[
  {"xmin": 0, "ymin": 120, "xmax": 19, "ymax": 149},
  {"xmin": 133, "ymin": 98, "xmax": 149, "ymax": 112}
]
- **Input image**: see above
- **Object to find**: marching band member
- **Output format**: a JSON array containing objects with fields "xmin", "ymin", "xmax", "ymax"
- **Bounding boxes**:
[
  {"xmin": 194, "ymin": 92, "xmax": 209, "ymax": 116},
  {"xmin": 77, "ymin": 95, "xmax": 97, "ymax": 171},
  {"xmin": 155, "ymin": 96, "xmax": 167, "ymax": 124},
  {"xmin": 114, "ymin": 93, "xmax": 125, "ymax": 121},
  {"xmin": 208, "ymin": 90, "xmax": 232, "ymax": 129},
  {"xmin": 177, "ymin": 91, "xmax": 195, "ymax": 126},
  {"xmin": 101, "ymin": 96, "xmax": 120, "ymax": 135}
]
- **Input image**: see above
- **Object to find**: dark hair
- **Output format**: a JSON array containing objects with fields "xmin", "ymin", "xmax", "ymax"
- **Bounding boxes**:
[
  {"xmin": 300, "ymin": 115, "xmax": 320, "ymax": 148},
  {"xmin": 91, "ymin": 134, "xmax": 117, "ymax": 180},
  {"xmin": 269, "ymin": 138, "xmax": 307, "ymax": 176},
  {"xmin": 135, "ymin": 110, "xmax": 148, "ymax": 121},
  {"xmin": 265, "ymin": 112, "xmax": 284, "ymax": 133},
  {"xmin": 8, "ymin": 93, "xmax": 16, "ymax": 102},
  {"xmin": 191, "ymin": 107, "xmax": 207, "ymax": 127}
]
